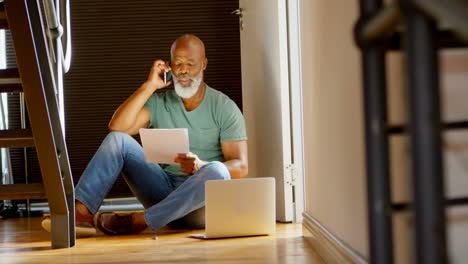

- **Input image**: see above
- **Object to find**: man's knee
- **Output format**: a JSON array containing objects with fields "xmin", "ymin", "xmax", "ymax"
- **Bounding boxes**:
[
  {"xmin": 105, "ymin": 131, "xmax": 134, "ymax": 147},
  {"xmin": 106, "ymin": 131, "xmax": 130, "ymax": 141},
  {"xmin": 198, "ymin": 161, "xmax": 230, "ymax": 180}
]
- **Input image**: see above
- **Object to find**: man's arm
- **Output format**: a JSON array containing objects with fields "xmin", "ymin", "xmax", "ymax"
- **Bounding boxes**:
[
  {"xmin": 221, "ymin": 140, "xmax": 248, "ymax": 179},
  {"xmin": 108, "ymin": 60, "xmax": 171, "ymax": 135},
  {"xmin": 174, "ymin": 140, "xmax": 248, "ymax": 179}
]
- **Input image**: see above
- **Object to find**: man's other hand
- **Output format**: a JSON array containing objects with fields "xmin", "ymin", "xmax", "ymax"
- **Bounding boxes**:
[{"xmin": 174, "ymin": 152, "xmax": 207, "ymax": 175}]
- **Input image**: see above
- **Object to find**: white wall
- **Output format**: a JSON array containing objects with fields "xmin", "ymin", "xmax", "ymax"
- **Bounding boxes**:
[
  {"xmin": 300, "ymin": 1, "xmax": 468, "ymax": 263},
  {"xmin": 300, "ymin": 0, "xmax": 369, "ymax": 257}
]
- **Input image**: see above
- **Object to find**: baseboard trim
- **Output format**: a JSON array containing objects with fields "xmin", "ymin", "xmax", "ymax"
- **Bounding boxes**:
[{"xmin": 302, "ymin": 212, "xmax": 368, "ymax": 264}]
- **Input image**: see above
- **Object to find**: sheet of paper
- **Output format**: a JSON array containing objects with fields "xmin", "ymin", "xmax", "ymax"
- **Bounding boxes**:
[{"xmin": 139, "ymin": 128, "xmax": 189, "ymax": 164}]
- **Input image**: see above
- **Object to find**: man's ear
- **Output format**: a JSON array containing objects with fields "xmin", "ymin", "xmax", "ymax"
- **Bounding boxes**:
[{"xmin": 203, "ymin": 58, "xmax": 208, "ymax": 70}]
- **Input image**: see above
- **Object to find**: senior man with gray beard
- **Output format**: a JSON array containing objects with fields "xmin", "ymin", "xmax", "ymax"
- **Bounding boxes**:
[{"xmin": 41, "ymin": 34, "xmax": 248, "ymax": 236}]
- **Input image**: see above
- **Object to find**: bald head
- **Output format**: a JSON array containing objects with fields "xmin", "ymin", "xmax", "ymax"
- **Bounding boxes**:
[
  {"xmin": 170, "ymin": 34, "xmax": 206, "ymax": 61},
  {"xmin": 170, "ymin": 34, "xmax": 208, "ymax": 98}
]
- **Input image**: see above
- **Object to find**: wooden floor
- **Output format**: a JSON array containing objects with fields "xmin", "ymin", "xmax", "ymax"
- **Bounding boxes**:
[{"xmin": 0, "ymin": 216, "xmax": 324, "ymax": 264}]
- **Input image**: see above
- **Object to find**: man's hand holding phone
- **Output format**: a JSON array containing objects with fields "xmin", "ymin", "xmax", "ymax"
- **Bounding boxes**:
[
  {"xmin": 164, "ymin": 70, "xmax": 172, "ymax": 85},
  {"xmin": 147, "ymin": 60, "xmax": 172, "ymax": 91}
]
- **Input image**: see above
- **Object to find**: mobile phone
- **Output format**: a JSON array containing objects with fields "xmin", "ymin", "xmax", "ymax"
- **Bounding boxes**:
[{"xmin": 164, "ymin": 71, "xmax": 172, "ymax": 85}]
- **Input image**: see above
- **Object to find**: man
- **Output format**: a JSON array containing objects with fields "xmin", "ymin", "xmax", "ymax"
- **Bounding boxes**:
[{"xmin": 42, "ymin": 34, "xmax": 248, "ymax": 236}]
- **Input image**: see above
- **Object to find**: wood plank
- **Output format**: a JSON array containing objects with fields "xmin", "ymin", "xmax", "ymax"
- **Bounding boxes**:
[
  {"xmin": 0, "ymin": 69, "xmax": 23, "ymax": 92},
  {"xmin": 0, "ymin": 68, "xmax": 20, "ymax": 79},
  {"xmin": 0, "ymin": 84, "xmax": 23, "ymax": 93},
  {"xmin": 0, "ymin": 217, "xmax": 324, "ymax": 263},
  {"xmin": 0, "ymin": 71, "xmax": 21, "ymax": 86},
  {"xmin": 0, "ymin": 129, "xmax": 34, "ymax": 148},
  {"xmin": 0, "ymin": 183, "xmax": 45, "ymax": 200}
]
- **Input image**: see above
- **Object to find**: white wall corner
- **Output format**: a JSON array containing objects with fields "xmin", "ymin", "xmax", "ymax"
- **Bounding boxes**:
[{"xmin": 302, "ymin": 212, "xmax": 368, "ymax": 264}]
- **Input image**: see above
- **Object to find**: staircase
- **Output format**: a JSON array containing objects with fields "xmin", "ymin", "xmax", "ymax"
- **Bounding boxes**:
[
  {"xmin": 355, "ymin": 0, "xmax": 468, "ymax": 263},
  {"xmin": 0, "ymin": 0, "xmax": 75, "ymax": 248}
]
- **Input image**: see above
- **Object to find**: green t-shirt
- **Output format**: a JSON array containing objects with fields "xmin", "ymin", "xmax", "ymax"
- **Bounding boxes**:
[{"xmin": 143, "ymin": 85, "xmax": 247, "ymax": 177}]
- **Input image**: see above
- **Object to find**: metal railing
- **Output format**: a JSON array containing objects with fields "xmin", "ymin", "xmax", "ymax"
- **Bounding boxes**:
[
  {"xmin": 354, "ymin": 0, "xmax": 468, "ymax": 263},
  {"xmin": 43, "ymin": 0, "xmax": 71, "ymax": 72},
  {"xmin": 42, "ymin": 0, "xmax": 71, "ymax": 133},
  {"xmin": 357, "ymin": 0, "xmax": 468, "ymax": 46}
]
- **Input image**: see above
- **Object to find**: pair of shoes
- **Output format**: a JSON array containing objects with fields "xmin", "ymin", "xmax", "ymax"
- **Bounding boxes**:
[
  {"xmin": 41, "ymin": 210, "xmax": 96, "ymax": 237},
  {"xmin": 96, "ymin": 212, "xmax": 147, "ymax": 235}
]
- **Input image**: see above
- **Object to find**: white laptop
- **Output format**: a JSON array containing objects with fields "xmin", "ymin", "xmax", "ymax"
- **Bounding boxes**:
[{"xmin": 189, "ymin": 177, "xmax": 276, "ymax": 239}]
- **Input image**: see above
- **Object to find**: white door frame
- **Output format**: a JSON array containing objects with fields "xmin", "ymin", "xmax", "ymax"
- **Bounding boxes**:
[
  {"xmin": 286, "ymin": 0, "xmax": 305, "ymax": 223},
  {"xmin": 239, "ymin": 0, "xmax": 305, "ymax": 223},
  {"xmin": 277, "ymin": 0, "xmax": 294, "ymax": 222}
]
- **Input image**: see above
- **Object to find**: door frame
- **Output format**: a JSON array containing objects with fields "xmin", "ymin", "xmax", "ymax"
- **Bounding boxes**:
[
  {"xmin": 239, "ymin": 0, "xmax": 305, "ymax": 223},
  {"xmin": 286, "ymin": 0, "xmax": 305, "ymax": 223}
]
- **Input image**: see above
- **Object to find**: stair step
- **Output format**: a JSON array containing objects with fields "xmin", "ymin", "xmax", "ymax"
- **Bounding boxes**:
[
  {"xmin": 0, "ymin": 2, "xmax": 7, "ymax": 29},
  {"xmin": 0, "ymin": 183, "xmax": 45, "ymax": 200},
  {"xmin": 392, "ymin": 196, "xmax": 468, "ymax": 212},
  {"xmin": 0, "ymin": 68, "xmax": 20, "ymax": 79},
  {"xmin": 0, "ymin": 129, "xmax": 35, "ymax": 148},
  {"xmin": 388, "ymin": 30, "xmax": 467, "ymax": 50},
  {"xmin": 0, "ymin": 83, "xmax": 22, "ymax": 93},
  {"xmin": 386, "ymin": 120, "xmax": 468, "ymax": 134},
  {"xmin": 0, "ymin": 68, "xmax": 22, "ymax": 92}
]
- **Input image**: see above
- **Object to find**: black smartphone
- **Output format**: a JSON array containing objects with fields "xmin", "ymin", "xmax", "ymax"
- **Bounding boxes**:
[{"xmin": 164, "ymin": 71, "xmax": 172, "ymax": 85}]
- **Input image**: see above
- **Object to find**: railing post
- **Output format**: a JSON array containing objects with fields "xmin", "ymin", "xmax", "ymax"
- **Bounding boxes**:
[
  {"xmin": 357, "ymin": 0, "xmax": 394, "ymax": 263},
  {"xmin": 403, "ymin": 1, "xmax": 448, "ymax": 263}
]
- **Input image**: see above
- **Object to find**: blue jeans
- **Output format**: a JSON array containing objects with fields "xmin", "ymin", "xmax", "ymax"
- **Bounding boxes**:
[{"xmin": 74, "ymin": 131, "xmax": 231, "ymax": 231}]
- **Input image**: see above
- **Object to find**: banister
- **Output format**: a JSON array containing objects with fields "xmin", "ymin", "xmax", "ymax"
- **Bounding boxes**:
[
  {"xmin": 42, "ymin": 0, "xmax": 72, "ymax": 73},
  {"xmin": 412, "ymin": 0, "xmax": 468, "ymax": 43}
]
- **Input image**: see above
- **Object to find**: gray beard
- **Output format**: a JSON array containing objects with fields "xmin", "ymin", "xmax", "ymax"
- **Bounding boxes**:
[{"xmin": 173, "ymin": 70, "xmax": 203, "ymax": 99}]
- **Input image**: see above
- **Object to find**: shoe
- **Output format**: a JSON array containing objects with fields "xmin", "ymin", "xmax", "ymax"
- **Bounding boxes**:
[
  {"xmin": 96, "ymin": 212, "xmax": 147, "ymax": 235},
  {"xmin": 41, "ymin": 211, "xmax": 96, "ymax": 237}
]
